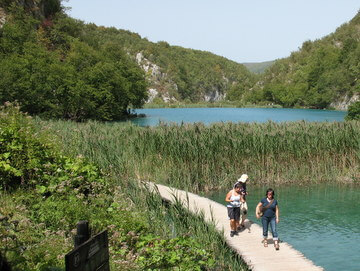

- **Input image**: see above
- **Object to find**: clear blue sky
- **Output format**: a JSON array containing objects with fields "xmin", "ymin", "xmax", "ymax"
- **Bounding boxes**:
[{"xmin": 65, "ymin": 0, "xmax": 359, "ymax": 63}]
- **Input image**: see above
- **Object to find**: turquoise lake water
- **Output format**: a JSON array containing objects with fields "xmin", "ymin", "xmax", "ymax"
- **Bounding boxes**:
[
  {"xmin": 208, "ymin": 184, "xmax": 360, "ymax": 271},
  {"xmin": 132, "ymin": 108, "xmax": 346, "ymax": 126}
]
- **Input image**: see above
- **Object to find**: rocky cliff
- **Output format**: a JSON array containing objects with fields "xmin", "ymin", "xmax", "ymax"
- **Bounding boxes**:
[
  {"xmin": 135, "ymin": 52, "xmax": 229, "ymax": 103},
  {"xmin": 135, "ymin": 52, "xmax": 178, "ymax": 103},
  {"xmin": 330, "ymin": 94, "xmax": 360, "ymax": 110},
  {"xmin": 0, "ymin": 7, "xmax": 6, "ymax": 28}
]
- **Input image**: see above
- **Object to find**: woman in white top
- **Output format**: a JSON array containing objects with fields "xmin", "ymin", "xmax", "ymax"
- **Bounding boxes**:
[
  {"xmin": 225, "ymin": 183, "xmax": 242, "ymax": 237},
  {"xmin": 233, "ymin": 174, "xmax": 249, "ymax": 229}
]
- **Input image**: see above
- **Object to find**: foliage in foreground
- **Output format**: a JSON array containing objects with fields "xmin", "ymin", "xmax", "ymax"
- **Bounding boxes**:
[
  {"xmin": 127, "ymin": 183, "xmax": 247, "ymax": 270},
  {"xmin": 1, "ymin": 104, "xmax": 243, "ymax": 270}
]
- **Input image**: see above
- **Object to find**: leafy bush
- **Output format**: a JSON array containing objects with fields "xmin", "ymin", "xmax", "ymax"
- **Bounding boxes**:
[
  {"xmin": 0, "ymin": 103, "xmax": 107, "ymax": 194},
  {"xmin": 135, "ymin": 234, "xmax": 215, "ymax": 270},
  {"xmin": 0, "ymin": 105, "xmax": 150, "ymax": 269},
  {"xmin": 345, "ymin": 101, "xmax": 360, "ymax": 120}
]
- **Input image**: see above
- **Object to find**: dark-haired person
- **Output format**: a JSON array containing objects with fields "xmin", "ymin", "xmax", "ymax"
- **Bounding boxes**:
[
  {"xmin": 233, "ymin": 174, "xmax": 249, "ymax": 230},
  {"xmin": 225, "ymin": 183, "xmax": 242, "ymax": 237},
  {"xmin": 255, "ymin": 188, "xmax": 280, "ymax": 250}
]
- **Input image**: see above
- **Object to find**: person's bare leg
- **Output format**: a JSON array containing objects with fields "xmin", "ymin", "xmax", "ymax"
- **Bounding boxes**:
[{"xmin": 230, "ymin": 219, "xmax": 236, "ymax": 236}]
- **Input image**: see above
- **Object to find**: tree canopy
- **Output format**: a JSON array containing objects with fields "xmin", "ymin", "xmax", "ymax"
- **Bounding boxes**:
[{"xmin": 0, "ymin": 3, "xmax": 148, "ymax": 121}]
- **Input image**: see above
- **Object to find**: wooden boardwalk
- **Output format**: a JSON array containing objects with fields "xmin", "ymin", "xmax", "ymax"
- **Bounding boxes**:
[{"xmin": 148, "ymin": 182, "xmax": 324, "ymax": 271}]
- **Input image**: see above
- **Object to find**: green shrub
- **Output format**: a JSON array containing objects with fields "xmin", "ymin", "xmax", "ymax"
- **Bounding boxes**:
[
  {"xmin": 135, "ymin": 234, "xmax": 215, "ymax": 270},
  {"xmin": 0, "ymin": 104, "xmax": 150, "ymax": 269},
  {"xmin": 345, "ymin": 101, "xmax": 360, "ymax": 120},
  {"xmin": 0, "ymin": 103, "xmax": 107, "ymax": 195}
]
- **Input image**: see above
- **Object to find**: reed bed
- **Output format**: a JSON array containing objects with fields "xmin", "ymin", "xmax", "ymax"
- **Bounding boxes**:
[{"xmin": 37, "ymin": 119, "xmax": 360, "ymax": 192}]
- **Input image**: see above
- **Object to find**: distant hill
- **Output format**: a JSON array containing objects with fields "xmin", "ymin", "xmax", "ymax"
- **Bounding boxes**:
[
  {"xmin": 242, "ymin": 60, "xmax": 275, "ymax": 74},
  {"xmin": 244, "ymin": 11, "xmax": 360, "ymax": 109}
]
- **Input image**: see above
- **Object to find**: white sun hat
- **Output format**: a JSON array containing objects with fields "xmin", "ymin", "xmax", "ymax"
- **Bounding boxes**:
[{"xmin": 238, "ymin": 174, "xmax": 249, "ymax": 183}]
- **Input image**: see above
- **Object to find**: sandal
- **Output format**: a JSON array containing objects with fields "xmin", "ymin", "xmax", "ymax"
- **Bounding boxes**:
[
  {"xmin": 274, "ymin": 240, "xmax": 280, "ymax": 250},
  {"xmin": 263, "ymin": 239, "xmax": 268, "ymax": 247}
]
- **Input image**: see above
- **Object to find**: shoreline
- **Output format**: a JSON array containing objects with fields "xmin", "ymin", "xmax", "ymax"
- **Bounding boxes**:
[{"xmin": 139, "ymin": 102, "xmax": 347, "ymax": 111}]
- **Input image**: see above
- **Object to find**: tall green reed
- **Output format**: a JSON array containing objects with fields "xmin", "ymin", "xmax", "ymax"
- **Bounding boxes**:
[{"xmin": 36, "ymin": 119, "xmax": 360, "ymax": 192}]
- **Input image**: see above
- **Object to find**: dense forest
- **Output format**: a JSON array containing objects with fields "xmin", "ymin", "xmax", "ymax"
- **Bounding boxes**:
[
  {"xmin": 0, "ymin": 0, "xmax": 257, "ymax": 121},
  {"xmin": 0, "ymin": 1, "xmax": 148, "ymax": 121},
  {"xmin": 242, "ymin": 60, "xmax": 275, "ymax": 74},
  {"xmin": 84, "ymin": 8, "xmax": 360, "ymax": 110},
  {"xmin": 72, "ymin": 25, "xmax": 257, "ymax": 104}
]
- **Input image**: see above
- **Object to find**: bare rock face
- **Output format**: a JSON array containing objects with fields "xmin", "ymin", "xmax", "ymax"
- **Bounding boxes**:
[
  {"xmin": 0, "ymin": 8, "xmax": 6, "ymax": 28},
  {"xmin": 330, "ymin": 94, "xmax": 360, "ymax": 110},
  {"xmin": 147, "ymin": 88, "xmax": 158, "ymax": 103},
  {"xmin": 136, "ymin": 52, "xmax": 178, "ymax": 103},
  {"xmin": 204, "ymin": 89, "xmax": 225, "ymax": 102},
  {"xmin": 136, "ymin": 52, "xmax": 165, "ymax": 81}
]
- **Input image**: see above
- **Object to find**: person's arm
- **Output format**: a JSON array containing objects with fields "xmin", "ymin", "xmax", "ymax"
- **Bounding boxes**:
[
  {"xmin": 275, "ymin": 205, "xmax": 280, "ymax": 223},
  {"xmin": 255, "ymin": 202, "xmax": 263, "ymax": 219},
  {"xmin": 225, "ymin": 190, "xmax": 232, "ymax": 203}
]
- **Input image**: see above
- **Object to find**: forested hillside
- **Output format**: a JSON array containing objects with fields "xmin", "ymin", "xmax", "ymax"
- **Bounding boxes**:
[
  {"xmin": 241, "ymin": 11, "xmax": 360, "ymax": 109},
  {"xmin": 67, "ymin": 22, "xmax": 256, "ymax": 104},
  {"xmin": 0, "ymin": 1, "xmax": 148, "ymax": 121},
  {"xmin": 1, "ymin": 1, "xmax": 359, "ymax": 115},
  {"xmin": 0, "ymin": 0, "xmax": 256, "ymax": 120}
]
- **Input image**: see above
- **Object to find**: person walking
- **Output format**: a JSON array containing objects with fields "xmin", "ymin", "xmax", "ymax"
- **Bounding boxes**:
[
  {"xmin": 225, "ymin": 183, "xmax": 242, "ymax": 237},
  {"xmin": 233, "ymin": 174, "xmax": 249, "ymax": 230},
  {"xmin": 255, "ymin": 188, "xmax": 280, "ymax": 250}
]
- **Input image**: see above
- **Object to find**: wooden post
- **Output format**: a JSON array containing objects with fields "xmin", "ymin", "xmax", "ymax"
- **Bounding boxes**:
[
  {"xmin": 65, "ymin": 221, "xmax": 109, "ymax": 271},
  {"xmin": 0, "ymin": 252, "xmax": 11, "ymax": 271},
  {"xmin": 74, "ymin": 220, "xmax": 90, "ymax": 247}
]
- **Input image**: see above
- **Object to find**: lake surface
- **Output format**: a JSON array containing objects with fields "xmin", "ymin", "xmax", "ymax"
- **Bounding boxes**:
[
  {"xmin": 208, "ymin": 184, "xmax": 360, "ymax": 271},
  {"xmin": 132, "ymin": 108, "xmax": 346, "ymax": 126}
]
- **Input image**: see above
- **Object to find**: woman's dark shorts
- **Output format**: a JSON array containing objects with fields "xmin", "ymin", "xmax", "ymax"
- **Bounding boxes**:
[{"xmin": 227, "ymin": 207, "xmax": 240, "ymax": 220}]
